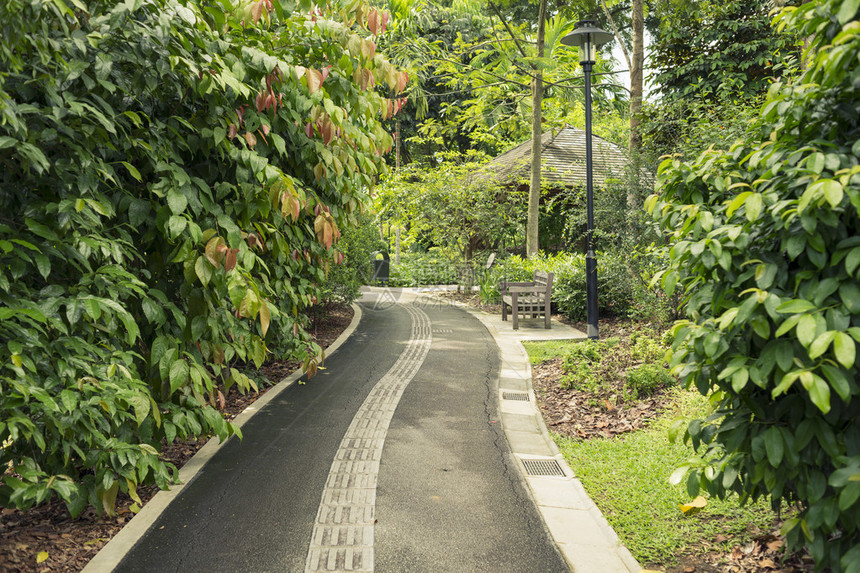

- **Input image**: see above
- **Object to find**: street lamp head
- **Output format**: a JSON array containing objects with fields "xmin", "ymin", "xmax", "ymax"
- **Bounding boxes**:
[{"xmin": 561, "ymin": 20, "xmax": 613, "ymax": 65}]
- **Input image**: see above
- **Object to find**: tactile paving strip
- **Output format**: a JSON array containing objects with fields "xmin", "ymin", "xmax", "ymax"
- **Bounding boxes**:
[{"xmin": 305, "ymin": 304, "xmax": 432, "ymax": 572}]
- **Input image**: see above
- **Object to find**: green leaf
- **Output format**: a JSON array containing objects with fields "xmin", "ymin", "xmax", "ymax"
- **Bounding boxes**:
[
  {"xmin": 745, "ymin": 193, "xmax": 762, "ymax": 221},
  {"xmin": 837, "ymin": 0, "xmax": 860, "ymax": 24},
  {"xmin": 833, "ymin": 332, "xmax": 856, "ymax": 369},
  {"xmin": 34, "ymin": 253, "xmax": 51, "ymax": 279},
  {"xmin": 128, "ymin": 199, "xmax": 150, "ymax": 227},
  {"xmin": 808, "ymin": 375, "xmax": 831, "ymax": 414},
  {"xmin": 169, "ymin": 359, "xmax": 190, "ymax": 395},
  {"xmin": 168, "ymin": 215, "xmax": 187, "ymax": 238},
  {"xmin": 195, "ymin": 256, "xmax": 213, "ymax": 287},
  {"xmin": 776, "ymin": 299, "xmax": 816, "ymax": 314},
  {"xmin": 764, "ymin": 427, "xmax": 784, "ymax": 466},
  {"xmin": 808, "ymin": 331, "xmax": 835, "ymax": 359},
  {"xmin": 167, "ymin": 191, "xmax": 188, "ymax": 215},
  {"xmin": 128, "ymin": 396, "xmax": 150, "ymax": 426},
  {"xmin": 121, "ymin": 161, "xmax": 142, "ymax": 182},
  {"xmin": 101, "ymin": 481, "xmax": 119, "ymax": 517},
  {"xmin": 820, "ymin": 364, "xmax": 852, "ymax": 403},
  {"xmin": 0, "ymin": 136, "xmax": 17, "ymax": 149},
  {"xmin": 796, "ymin": 314, "xmax": 817, "ymax": 347}
]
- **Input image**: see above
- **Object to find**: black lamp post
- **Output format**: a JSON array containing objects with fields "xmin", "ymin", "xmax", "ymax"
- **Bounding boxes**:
[{"xmin": 561, "ymin": 20, "xmax": 613, "ymax": 340}]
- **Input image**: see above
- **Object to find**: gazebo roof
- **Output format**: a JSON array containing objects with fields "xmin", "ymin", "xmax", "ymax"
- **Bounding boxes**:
[{"xmin": 477, "ymin": 126, "xmax": 631, "ymax": 188}]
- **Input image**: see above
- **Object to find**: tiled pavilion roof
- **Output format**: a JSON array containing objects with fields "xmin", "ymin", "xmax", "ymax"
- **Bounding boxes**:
[{"xmin": 476, "ymin": 126, "xmax": 632, "ymax": 188}]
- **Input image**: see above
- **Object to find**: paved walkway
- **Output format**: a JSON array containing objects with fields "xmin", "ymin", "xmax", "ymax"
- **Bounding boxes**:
[{"xmin": 85, "ymin": 287, "xmax": 640, "ymax": 572}]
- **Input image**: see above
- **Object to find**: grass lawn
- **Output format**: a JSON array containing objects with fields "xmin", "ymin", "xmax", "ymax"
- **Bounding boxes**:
[{"xmin": 554, "ymin": 387, "xmax": 777, "ymax": 568}]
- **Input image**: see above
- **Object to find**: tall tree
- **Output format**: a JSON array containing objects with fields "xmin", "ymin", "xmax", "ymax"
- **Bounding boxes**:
[{"xmin": 527, "ymin": 0, "xmax": 548, "ymax": 256}]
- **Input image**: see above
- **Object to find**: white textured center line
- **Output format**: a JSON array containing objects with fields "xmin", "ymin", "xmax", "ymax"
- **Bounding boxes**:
[{"xmin": 304, "ymin": 304, "xmax": 432, "ymax": 572}]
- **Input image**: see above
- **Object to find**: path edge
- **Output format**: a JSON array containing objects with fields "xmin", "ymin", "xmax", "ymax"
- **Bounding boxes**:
[
  {"xmin": 433, "ymin": 296, "xmax": 641, "ymax": 573},
  {"xmin": 83, "ymin": 303, "xmax": 363, "ymax": 573}
]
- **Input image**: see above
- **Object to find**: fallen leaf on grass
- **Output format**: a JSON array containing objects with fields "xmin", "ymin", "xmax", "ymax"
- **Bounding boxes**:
[
  {"xmin": 715, "ymin": 534, "xmax": 728, "ymax": 543},
  {"xmin": 680, "ymin": 495, "xmax": 707, "ymax": 515},
  {"xmin": 766, "ymin": 539, "xmax": 784, "ymax": 552}
]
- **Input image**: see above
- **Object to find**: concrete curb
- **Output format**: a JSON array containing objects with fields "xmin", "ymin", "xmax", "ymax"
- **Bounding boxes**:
[
  {"xmin": 431, "ymin": 295, "xmax": 641, "ymax": 573},
  {"xmin": 83, "ymin": 303, "xmax": 364, "ymax": 573}
]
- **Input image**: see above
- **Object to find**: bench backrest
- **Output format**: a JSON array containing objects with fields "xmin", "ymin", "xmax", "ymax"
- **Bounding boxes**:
[{"xmin": 533, "ymin": 270, "xmax": 553, "ymax": 293}]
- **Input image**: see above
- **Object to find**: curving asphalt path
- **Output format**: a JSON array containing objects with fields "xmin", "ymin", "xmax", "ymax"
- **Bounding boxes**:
[{"xmin": 109, "ymin": 289, "xmax": 568, "ymax": 572}]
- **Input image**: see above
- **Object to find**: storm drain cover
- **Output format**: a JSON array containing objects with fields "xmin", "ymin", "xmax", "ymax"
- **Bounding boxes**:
[
  {"xmin": 502, "ymin": 391, "xmax": 530, "ymax": 401},
  {"xmin": 522, "ymin": 458, "xmax": 565, "ymax": 477}
]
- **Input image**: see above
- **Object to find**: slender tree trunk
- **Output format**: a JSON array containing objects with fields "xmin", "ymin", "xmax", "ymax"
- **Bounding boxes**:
[
  {"xmin": 395, "ymin": 119, "xmax": 401, "ymax": 264},
  {"xmin": 629, "ymin": 0, "xmax": 644, "ymax": 153},
  {"xmin": 526, "ymin": 0, "xmax": 546, "ymax": 257}
]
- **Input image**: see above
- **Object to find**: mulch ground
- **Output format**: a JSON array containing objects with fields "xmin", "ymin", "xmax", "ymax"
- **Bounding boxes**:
[{"xmin": 0, "ymin": 303, "xmax": 354, "ymax": 573}]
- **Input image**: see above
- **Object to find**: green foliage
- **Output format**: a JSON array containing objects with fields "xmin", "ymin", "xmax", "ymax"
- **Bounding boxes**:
[
  {"xmin": 375, "ymin": 151, "xmax": 520, "ymax": 260},
  {"xmin": 388, "ymin": 250, "xmax": 461, "ymax": 286},
  {"xmin": 625, "ymin": 364, "xmax": 673, "ymax": 400},
  {"xmin": 649, "ymin": 0, "xmax": 860, "ymax": 569},
  {"xmin": 319, "ymin": 214, "xmax": 384, "ymax": 304},
  {"xmin": 650, "ymin": 0, "xmax": 799, "ymax": 104},
  {"xmin": 554, "ymin": 388, "xmax": 777, "ymax": 567},
  {"xmin": 0, "ymin": 0, "xmax": 402, "ymax": 516}
]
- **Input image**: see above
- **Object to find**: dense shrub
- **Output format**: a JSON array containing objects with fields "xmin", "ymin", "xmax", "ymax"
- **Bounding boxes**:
[
  {"xmin": 320, "ymin": 215, "xmax": 384, "ymax": 304},
  {"xmin": 0, "ymin": 0, "xmax": 403, "ymax": 516},
  {"xmin": 651, "ymin": 0, "xmax": 860, "ymax": 569},
  {"xmin": 388, "ymin": 249, "xmax": 461, "ymax": 286}
]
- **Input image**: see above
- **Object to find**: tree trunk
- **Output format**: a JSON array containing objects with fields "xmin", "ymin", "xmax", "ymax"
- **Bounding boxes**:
[
  {"xmin": 627, "ymin": 0, "xmax": 644, "ymax": 211},
  {"xmin": 526, "ymin": 0, "xmax": 546, "ymax": 257},
  {"xmin": 395, "ymin": 119, "xmax": 401, "ymax": 264},
  {"xmin": 629, "ymin": 0, "xmax": 644, "ymax": 153}
]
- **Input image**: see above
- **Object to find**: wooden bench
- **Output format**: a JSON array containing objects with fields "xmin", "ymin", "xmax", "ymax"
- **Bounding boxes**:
[{"xmin": 499, "ymin": 270, "xmax": 553, "ymax": 330}]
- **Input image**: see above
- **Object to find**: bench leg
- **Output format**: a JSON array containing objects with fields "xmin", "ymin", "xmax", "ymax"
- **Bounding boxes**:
[
  {"xmin": 512, "ymin": 293, "xmax": 519, "ymax": 330},
  {"xmin": 502, "ymin": 300, "xmax": 507, "ymax": 321}
]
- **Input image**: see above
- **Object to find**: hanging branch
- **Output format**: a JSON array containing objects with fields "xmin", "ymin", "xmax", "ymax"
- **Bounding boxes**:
[{"xmin": 600, "ymin": 0, "xmax": 632, "ymax": 71}]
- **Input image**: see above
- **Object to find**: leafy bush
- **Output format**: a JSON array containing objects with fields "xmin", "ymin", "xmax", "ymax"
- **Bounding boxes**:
[
  {"xmin": 649, "ymin": 1, "xmax": 860, "ymax": 569},
  {"xmin": 388, "ymin": 250, "xmax": 460, "ymax": 286},
  {"xmin": 0, "ymin": 0, "xmax": 403, "ymax": 516},
  {"xmin": 625, "ymin": 364, "xmax": 673, "ymax": 400},
  {"xmin": 320, "ymin": 215, "xmax": 384, "ymax": 304}
]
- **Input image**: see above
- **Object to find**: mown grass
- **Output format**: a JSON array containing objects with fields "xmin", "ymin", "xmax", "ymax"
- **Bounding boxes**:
[
  {"xmin": 555, "ymin": 387, "xmax": 776, "ymax": 567},
  {"xmin": 521, "ymin": 339, "xmax": 579, "ymax": 365}
]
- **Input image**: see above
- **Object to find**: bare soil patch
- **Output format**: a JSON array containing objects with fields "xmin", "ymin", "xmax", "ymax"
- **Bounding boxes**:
[{"xmin": 0, "ymin": 303, "xmax": 354, "ymax": 572}]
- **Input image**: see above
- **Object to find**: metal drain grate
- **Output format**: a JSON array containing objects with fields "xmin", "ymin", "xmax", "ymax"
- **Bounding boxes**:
[
  {"xmin": 502, "ymin": 392, "xmax": 530, "ymax": 401},
  {"xmin": 521, "ymin": 458, "xmax": 565, "ymax": 477}
]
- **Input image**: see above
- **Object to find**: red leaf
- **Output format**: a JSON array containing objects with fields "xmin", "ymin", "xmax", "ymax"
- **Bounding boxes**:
[
  {"xmin": 305, "ymin": 122, "xmax": 314, "ymax": 138},
  {"xmin": 243, "ymin": 131, "xmax": 257, "ymax": 148},
  {"xmin": 217, "ymin": 390, "xmax": 226, "ymax": 410},
  {"xmin": 381, "ymin": 11, "xmax": 389, "ymax": 33},
  {"xmin": 321, "ymin": 119, "xmax": 333, "ymax": 145},
  {"xmin": 251, "ymin": 1, "xmax": 263, "ymax": 23},
  {"xmin": 228, "ymin": 124, "xmax": 238, "ymax": 139},
  {"xmin": 224, "ymin": 248, "xmax": 238, "ymax": 272},
  {"xmin": 367, "ymin": 8, "xmax": 379, "ymax": 35},
  {"xmin": 255, "ymin": 91, "xmax": 266, "ymax": 113},
  {"xmin": 307, "ymin": 68, "xmax": 322, "ymax": 94},
  {"xmin": 320, "ymin": 66, "xmax": 331, "ymax": 83}
]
